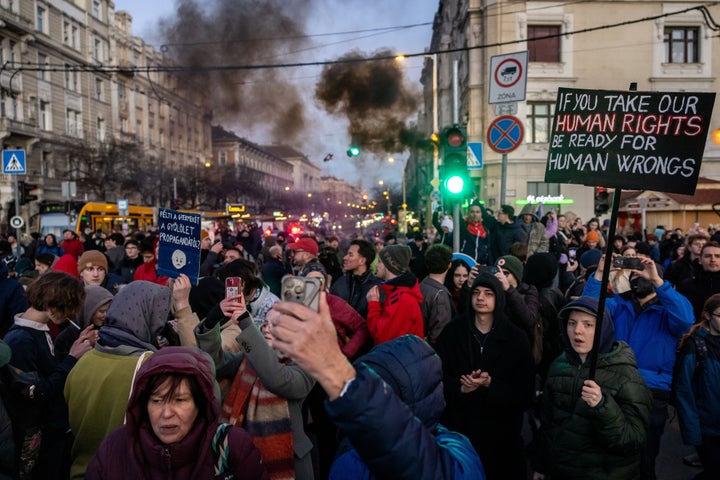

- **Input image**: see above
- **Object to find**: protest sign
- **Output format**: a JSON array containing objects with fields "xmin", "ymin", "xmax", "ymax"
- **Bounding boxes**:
[
  {"xmin": 545, "ymin": 88, "xmax": 715, "ymax": 195},
  {"xmin": 157, "ymin": 208, "xmax": 201, "ymax": 284}
]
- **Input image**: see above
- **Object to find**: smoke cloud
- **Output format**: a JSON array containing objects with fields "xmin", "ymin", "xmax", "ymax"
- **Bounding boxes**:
[
  {"xmin": 157, "ymin": 0, "xmax": 311, "ymax": 142},
  {"xmin": 315, "ymin": 49, "xmax": 420, "ymax": 155}
]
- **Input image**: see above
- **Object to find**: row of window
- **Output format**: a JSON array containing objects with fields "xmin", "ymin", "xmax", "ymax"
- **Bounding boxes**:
[{"xmin": 529, "ymin": 25, "xmax": 700, "ymax": 64}]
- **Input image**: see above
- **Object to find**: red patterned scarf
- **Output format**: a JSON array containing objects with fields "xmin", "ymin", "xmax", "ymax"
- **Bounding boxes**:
[
  {"xmin": 221, "ymin": 357, "xmax": 294, "ymax": 480},
  {"xmin": 467, "ymin": 222, "xmax": 487, "ymax": 238}
]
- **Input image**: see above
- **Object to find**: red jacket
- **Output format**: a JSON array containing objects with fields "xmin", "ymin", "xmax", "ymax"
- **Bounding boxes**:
[
  {"xmin": 366, "ymin": 273, "xmax": 424, "ymax": 345},
  {"xmin": 327, "ymin": 293, "xmax": 372, "ymax": 359},
  {"xmin": 133, "ymin": 259, "xmax": 168, "ymax": 286}
]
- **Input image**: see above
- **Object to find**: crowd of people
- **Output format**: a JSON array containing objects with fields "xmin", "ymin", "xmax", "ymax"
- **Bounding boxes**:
[{"xmin": 0, "ymin": 200, "xmax": 718, "ymax": 479}]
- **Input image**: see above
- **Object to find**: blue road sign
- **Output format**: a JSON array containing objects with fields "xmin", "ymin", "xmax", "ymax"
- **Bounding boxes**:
[
  {"xmin": 467, "ymin": 142, "xmax": 483, "ymax": 169},
  {"xmin": 486, "ymin": 116, "xmax": 524, "ymax": 154},
  {"xmin": 2, "ymin": 150, "xmax": 26, "ymax": 174}
]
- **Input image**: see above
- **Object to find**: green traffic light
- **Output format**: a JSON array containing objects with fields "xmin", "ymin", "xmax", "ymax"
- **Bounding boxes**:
[
  {"xmin": 347, "ymin": 146, "xmax": 360, "ymax": 157},
  {"xmin": 445, "ymin": 175, "xmax": 465, "ymax": 194}
]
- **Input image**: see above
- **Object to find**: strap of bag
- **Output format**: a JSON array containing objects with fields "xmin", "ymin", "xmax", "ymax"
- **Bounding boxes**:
[
  {"xmin": 123, "ymin": 351, "xmax": 151, "ymax": 424},
  {"xmin": 212, "ymin": 423, "xmax": 232, "ymax": 475}
]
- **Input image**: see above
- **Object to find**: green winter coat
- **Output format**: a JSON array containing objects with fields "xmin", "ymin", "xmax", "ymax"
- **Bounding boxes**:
[{"xmin": 538, "ymin": 341, "xmax": 652, "ymax": 480}]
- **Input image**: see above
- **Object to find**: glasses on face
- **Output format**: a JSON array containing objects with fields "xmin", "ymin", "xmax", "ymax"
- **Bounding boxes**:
[
  {"xmin": 125, "ymin": 246, "xmax": 138, "ymax": 251},
  {"xmin": 293, "ymin": 250, "xmax": 305, "ymax": 255}
]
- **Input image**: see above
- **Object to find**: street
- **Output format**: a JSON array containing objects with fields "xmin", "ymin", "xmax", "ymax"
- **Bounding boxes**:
[{"xmin": 657, "ymin": 408, "xmax": 700, "ymax": 480}]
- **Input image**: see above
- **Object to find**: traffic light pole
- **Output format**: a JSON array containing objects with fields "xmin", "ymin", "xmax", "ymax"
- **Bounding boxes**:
[
  {"xmin": 453, "ymin": 201, "xmax": 460, "ymax": 252},
  {"xmin": 13, "ymin": 175, "xmax": 20, "ymax": 232}
]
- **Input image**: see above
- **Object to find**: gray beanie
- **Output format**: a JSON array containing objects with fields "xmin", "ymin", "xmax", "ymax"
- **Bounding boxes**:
[{"xmin": 378, "ymin": 244, "xmax": 412, "ymax": 276}]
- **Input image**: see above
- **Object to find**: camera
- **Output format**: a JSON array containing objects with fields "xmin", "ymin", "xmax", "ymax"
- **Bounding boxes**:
[
  {"xmin": 281, "ymin": 275, "xmax": 322, "ymax": 311},
  {"xmin": 568, "ymin": 249, "xmax": 577, "ymax": 265},
  {"xmin": 612, "ymin": 256, "xmax": 644, "ymax": 270}
]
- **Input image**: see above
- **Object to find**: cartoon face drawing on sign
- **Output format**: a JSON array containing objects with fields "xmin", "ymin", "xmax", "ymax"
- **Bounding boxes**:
[{"xmin": 171, "ymin": 249, "xmax": 187, "ymax": 269}]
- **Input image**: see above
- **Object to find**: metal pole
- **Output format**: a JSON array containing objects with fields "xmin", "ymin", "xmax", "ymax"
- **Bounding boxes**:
[
  {"xmin": 453, "ymin": 201, "xmax": 460, "ymax": 252},
  {"xmin": 13, "ymin": 175, "xmax": 20, "ymax": 232},
  {"xmin": 500, "ymin": 153, "xmax": 508, "ymax": 206},
  {"xmin": 452, "ymin": 60, "xmax": 459, "ymax": 125}
]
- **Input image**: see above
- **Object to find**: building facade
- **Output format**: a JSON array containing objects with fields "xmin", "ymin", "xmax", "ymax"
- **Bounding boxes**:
[{"xmin": 419, "ymin": 0, "xmax": 720, "ymax": 228}]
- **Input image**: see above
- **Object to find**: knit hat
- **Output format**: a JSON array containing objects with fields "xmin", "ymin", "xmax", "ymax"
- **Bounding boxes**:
[
  {"xmin": 440, "ymin": 217, "xmax": 454, "ymax": 232},
  {"xmin": 78, "ymin": 250, "xmax": 108, "ymax": 273},
  {"xmin": 586, "ymin": 230, "xmax": 600, "ymax": 243},
  {"xmin": 580, "ymin": 249, "xmax": 602, "ymax": 269},
  {"xmin": 378, "ymin": 244, "xmax": 412, "ymax": 275},
  {"xmin": 524, "ymin": 252, "xmax": 558, "ymax": 289},
  {"xmin": 201, "ymin": 230, "xmax": 210, "ymax": 240},
  {"xmin": 495, "ymin": 255, "xmax": 523, "ymax": 282}
]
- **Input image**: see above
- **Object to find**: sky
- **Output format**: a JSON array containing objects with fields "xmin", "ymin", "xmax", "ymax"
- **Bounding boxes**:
[{"xmin": 112, "ymin": 0, "xmax": 438, "ymax": 190}]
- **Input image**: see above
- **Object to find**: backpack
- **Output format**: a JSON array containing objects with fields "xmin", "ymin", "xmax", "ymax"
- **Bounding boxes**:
[{"xmin": 670, "ymin": 334, "xmax": 708, "ymax": 407}]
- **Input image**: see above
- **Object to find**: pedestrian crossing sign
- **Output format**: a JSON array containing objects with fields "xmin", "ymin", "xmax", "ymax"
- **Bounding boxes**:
[
  {"xmin": 467, "ymin": 142, "xmax": 483, "ymax": 170},
  {"xmin": 2, "ymin": 150, "xmax": 26, "ymax": 175}
]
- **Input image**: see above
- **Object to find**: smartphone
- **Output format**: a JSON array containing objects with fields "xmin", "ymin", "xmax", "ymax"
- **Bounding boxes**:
[
  {"xmin": 568, "ymin": 249, "xmax": 577, "ymax": 265},
  {"xmin": 479, "ymin": 265, "xmax": 498, "ymax": 275},
  {"xmin": 612, "ymin": 256, "xmax": 644, "ymax": 270},
  {"xmin": 225, "ymin": 277, "xmax": 243, "ymax": 298},
  {"xmin": 281, "ymin": 275, "xmax": 322, "ymax": 311}
]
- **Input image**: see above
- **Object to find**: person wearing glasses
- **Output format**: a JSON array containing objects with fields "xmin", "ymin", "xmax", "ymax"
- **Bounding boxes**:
[{"xmin": 287, "ymin": 237, "xmax": 321, "ymax": 276}]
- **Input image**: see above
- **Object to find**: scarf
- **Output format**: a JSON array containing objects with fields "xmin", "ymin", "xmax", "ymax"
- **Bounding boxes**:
[
  {"xmin": 466, "ymin": 222, "xmax": 487, "ymax": 238},
  {"xmin": 221, "ymin": 357, "xmax": 294, "ymax": 480}
]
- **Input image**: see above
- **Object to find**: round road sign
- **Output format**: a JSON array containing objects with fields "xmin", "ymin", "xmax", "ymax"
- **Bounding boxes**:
[
  {"xmin": 494, "ymin": 58, "xmax": 523, "ymax": 88},
  {"xmin": 486, "ymin": 115, "xmax": 524, "ymax": 154},
  {"xmin": 10, "ymin": 216, "xmax": 24, "ymax": 229}
]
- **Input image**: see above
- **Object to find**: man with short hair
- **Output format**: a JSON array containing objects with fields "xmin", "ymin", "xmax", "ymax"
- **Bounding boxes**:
[
  {"xmin": 103, "ymin": 233, "xmax": 126, "ymax": 271},
  {"xmin": 330, "ymin": 239, "xmax": 381, "ymax": 319},
  {"xmin": 419, "ymin": 244, "xmax": 454, "ymax": 345},
  {"xmin": 482, "ymin": 204, "xmax": 524, "ymax": 260},
  {"xmin": 678, "ymin": 241, "xmax": 720, "ymax": 322},
  {"xmin": 366, "ymin": 244, "xmax": 423, "ymax": 344},
  {"xmin": 665, "ymin": 232, "xmax": 709, "ymax": 286},
  {"xmin": 261, "ymin": 244, "xmax": 289, "ymax": 297},
  {"xmin": 458, "ymin": 201, "xmax": 492, "ymax": 265},
  {"xmin": 114, "ymin": 239, "xmax": 144, "ymax": 283},
  {"xmin": 288, "ymin": 236, "xmax": 320, "ymax": 275}
]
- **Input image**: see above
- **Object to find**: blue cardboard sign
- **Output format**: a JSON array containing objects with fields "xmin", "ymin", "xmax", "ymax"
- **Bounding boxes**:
[{"xmin": 157, "ymin": 208, "xmax": 201, "ymax": 284}]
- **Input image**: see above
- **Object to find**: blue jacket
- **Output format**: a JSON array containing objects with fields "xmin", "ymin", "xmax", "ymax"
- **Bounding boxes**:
[
  {"xmin": 674, "ymin": 328, "xmax": 720, "ymax": 446},
  {"xmin": 0, "ymin": 261, "xmax": 27, "ymax": 337},
  {"xmin": 583, "ymin": 276, "xmax": 694, "ymax": 391},
  {"xmin": 327, "ymin": 335, "xmax": 485, "ymax": 480}
]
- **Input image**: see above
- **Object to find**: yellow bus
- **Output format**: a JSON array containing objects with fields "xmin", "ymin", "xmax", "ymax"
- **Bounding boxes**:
[{"xmin": 76, "ymin": 202, "xmax": 155, "ymax": 233}]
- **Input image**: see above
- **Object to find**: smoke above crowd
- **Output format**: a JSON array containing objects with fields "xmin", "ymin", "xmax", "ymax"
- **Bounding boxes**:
[{"xmin": 155, "ymin": 0, "xmax": 422, "ymax": 156}]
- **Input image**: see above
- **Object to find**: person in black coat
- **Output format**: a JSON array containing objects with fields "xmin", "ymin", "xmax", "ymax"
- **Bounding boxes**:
[{"xmin": 435, "ymin": 272, "xmax": 535, "ymax": 480}]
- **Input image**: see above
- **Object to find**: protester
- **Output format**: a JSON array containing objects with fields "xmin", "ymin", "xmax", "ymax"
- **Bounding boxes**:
[
  {"xmin": 457, "ymin": 201, "xmax": 492, "ymax": 265},
  {"xmin": 673, "ymin": 293, "xmax": 720, "ymax": 479},
  {"xmin": 266, "ymin": 295, "xmax": 486, "ymax": 480},
  {"xmin": 64, "ymin": 277, "xmax": 194, "ymax": 479},
  {"xmin": 366, "ymin": 244, "xmax": 423, "ymax": 344},
  {"xmin": 516, "ymin": 203, "xmax": 549, "ymax": 256},
  {"xmin": 54, "ymin": 285, "xmax": 113, "ymax": 361},
  {"xmin": 444, "ymin": 258, "xmax": 471, "ymax": 315},
  {"xmin": 330, "ymin": 239, "xmax": 381, "ymax": 319},
  {"xmin": 532, "ymin": 297, "xmax": 652, "ymax": 479},
  {"xmin": 77, "ymin": 250, "xmax": 123, "ymax": 293},
  {"xmin": 435, "ymin": 272, "xmax": 535, "ymax": 479},
  {"xmin": 4, "ymin": 271, "xmax": 95, "ymax": 479},
  {"xmin": 85, "ymin": 347, "xmax": 268, "ymax": 479},
  {"xmin": 419, "ymin": 244, "xmax": 454, "ymax": 345},
  {"xmin": 677, "ymin": 241, "xmax": 720, "ymax": 322}
]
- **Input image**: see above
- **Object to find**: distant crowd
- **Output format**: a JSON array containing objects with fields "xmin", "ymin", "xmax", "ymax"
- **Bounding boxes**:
[{"xmin": 0, "ymin": 200, "xmax": 718, "ymax": 480}]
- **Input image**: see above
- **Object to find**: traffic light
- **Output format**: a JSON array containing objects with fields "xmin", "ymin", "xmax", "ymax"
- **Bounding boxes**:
[
  {"xmin": 439, "ymin": 125, "xmax": 468, "ymax": 198},
  {"xmin": 19, "ymin": 181, "xmax": 39, "ymax": 204},
  {"xmin": 594, "ymin": 186, "xmax": 610, "ymax": 215},
  {"xmin": 347, "ymin": 146, "xmax": 360, "ymax": 157}
]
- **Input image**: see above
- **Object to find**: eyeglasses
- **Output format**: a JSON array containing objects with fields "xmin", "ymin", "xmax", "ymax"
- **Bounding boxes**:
[{"xmin": 293, "ymin": 250, "xmax": 306, "ymax": 254}]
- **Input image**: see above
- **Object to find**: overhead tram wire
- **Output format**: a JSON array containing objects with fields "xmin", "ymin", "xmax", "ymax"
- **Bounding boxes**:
[{"xmin": 5, "ymin": 4, "xmax": 719, "ymax": 75}]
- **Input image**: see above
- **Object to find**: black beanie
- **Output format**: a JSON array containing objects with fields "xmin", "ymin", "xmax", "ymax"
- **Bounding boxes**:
[
  {"xmin": 524, "ymin": 252, "xmax": 558, "ymax": 289},
  {"xmin": 379, "ymin": 245, "xmax": 412, "ymax": 276}
]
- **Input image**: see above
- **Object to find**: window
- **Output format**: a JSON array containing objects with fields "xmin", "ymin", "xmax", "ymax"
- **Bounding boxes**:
[
  {"xmin": 36, "ymin": 5, "xmax": 47, "ymax": 33},
  {"xmin": 527, "ymin": 181, "xmax": 560, "ymax": 197},
  {"xmin": 664, "ymin": 27, "xmax": 699, "ymax": 63},
  {"xmin": 65, "ymin": 66, "xmax": 80, "ymax": 92},
  {"xmin": 63, "ymin": 20, "xmax": 80, "ymax": 50},
  {"xmin": 39, "ymin": 101, "xmax": 51, "ymax": 129},
  {"xmin": 8, "ymin": 41, "xmax": 15, "ymax": 65},
  {"xmin": 526, "ymin": 102, "xmax": 555, "ymax": 144},
  {"xmin": 94, "ymin": 78, "xmax": 103, "ymax": 100},
  {"xmin": 528, "ymin": 25, "xmax": 561, "ymax": 63},
  {"xmin": 219, "ymin": 151, "xmax": 227, "ymax": 166},
  {"xmin": 92, "ymin": 0, "xmax": 101, "ymax": 19},
  {"xmin": 93, "ymin": 37, "xmax": 102, "ymax": 62},
  {"xmin": 66, "ymin": 109, "xmax": 82, "ymax": 137},
  {"xmin": 97, "ymin": 118, "xmax": 105, "ymax": 142},
  {"xmin": 37, "ymin": 53, "xmax": 47, "ymax": 80},
  {"xmin": 118, "ymin": 82, "xmax": 126, "ymax": 101}
]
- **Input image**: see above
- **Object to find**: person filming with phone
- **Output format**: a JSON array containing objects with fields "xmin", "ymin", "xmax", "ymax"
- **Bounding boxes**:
[{"xmin": 582, "ymin": 253, "xmax": 694, "ymax": 479}]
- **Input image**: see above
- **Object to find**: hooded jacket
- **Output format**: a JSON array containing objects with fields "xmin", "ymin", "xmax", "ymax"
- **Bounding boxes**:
[
  {"xmin": 0, "ymin": 260, "xmax": 27, "ymax": 337},
  {"xmin": 434, "ymin": 273, "xmax": 535, "ymax": 480},
  {"xmin": 515, "ymin": 204, "xmax": 549, "ymax": 256},
  {"xmin": 86, "ymin": 347, "xmax": 267, "ymax": 479},
  {"xmin": 583, "ymin": 275, "xmax": 694, "ymax": 391},
  {"xmin": 536, "ymin": 296, "xmax": 653, "ymax": 480},
  {"xmin": 366, "ymin": 272, "xmax": 424, "ymax": 344},
  {"xmin": 327, "ymin": 335, "xmax": 485, "ymax": 480}
]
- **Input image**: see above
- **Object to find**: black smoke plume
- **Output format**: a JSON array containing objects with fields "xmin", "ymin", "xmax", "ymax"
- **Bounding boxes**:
[
  {"xmin": 157, "ymin": 0, "xmax": 311, "ymax": 142},
  {"xmin": 315, "ymin": 49, "xmax": 420, "ymax": 154}
]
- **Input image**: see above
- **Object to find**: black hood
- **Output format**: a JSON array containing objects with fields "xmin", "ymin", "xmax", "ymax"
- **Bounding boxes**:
[
  {"xmin": 558, "ymin": 296, "xmax": 616, "ymax": 365},
  {"xmin": 465, "ymin": 272, "xmax": 507, "ymax": 324}
]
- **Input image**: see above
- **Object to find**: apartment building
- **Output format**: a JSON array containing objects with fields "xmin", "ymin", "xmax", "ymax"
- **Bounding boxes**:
[
  {"xmin": 0, "ymin": 0, "xmax": 212, "ymax": 228},
  {"xmin": 417, "ymin": 0, "xmax": 720, "ymax": 222}
]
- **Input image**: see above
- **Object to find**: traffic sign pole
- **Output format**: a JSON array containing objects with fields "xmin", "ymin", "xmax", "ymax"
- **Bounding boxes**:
[
  {"xmin": 501, "ymin": 154, "xmax": 508, "ymax": 207},
  {"xmin": 13, "ymin": 176, "xmax": 21, "ymax": 235}
]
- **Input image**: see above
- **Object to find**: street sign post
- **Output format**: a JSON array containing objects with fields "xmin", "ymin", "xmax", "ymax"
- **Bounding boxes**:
[
  {"xmin": 486, "ymin": 116, "xmax": 524, "ymax": 154},
  {"xmin": 2, "ymin": 150, "xmax": 26, "ymax": 175},
  {"xmin": 488, "ymin": 51, "xmax": 528, "ymax": 105}
]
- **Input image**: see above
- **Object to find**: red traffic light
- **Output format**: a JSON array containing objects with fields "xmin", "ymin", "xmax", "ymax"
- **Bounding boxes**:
[{"xmin": 447, "ymin": 130, "xmax": 464, "ymax": 147}]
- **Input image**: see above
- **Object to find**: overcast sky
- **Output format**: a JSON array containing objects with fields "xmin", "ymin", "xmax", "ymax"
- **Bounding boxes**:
[{"xmin": 113, "ymin": 0, "xmax": 438, "ymax": 190}]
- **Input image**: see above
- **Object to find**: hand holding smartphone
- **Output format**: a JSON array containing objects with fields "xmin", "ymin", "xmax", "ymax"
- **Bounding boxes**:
[
  {"xmin": 281, "ymin": 275, "xmax": 322, "ymax": 311},
  {"xmin": 225, "ymin": 277, "xmax": 243, "ymax": 298}
]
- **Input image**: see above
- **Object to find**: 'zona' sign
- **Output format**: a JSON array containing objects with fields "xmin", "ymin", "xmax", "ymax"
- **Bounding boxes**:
[{"xmin": 544, "ymin": 87, "xmax": 715, "ymax": 195}]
